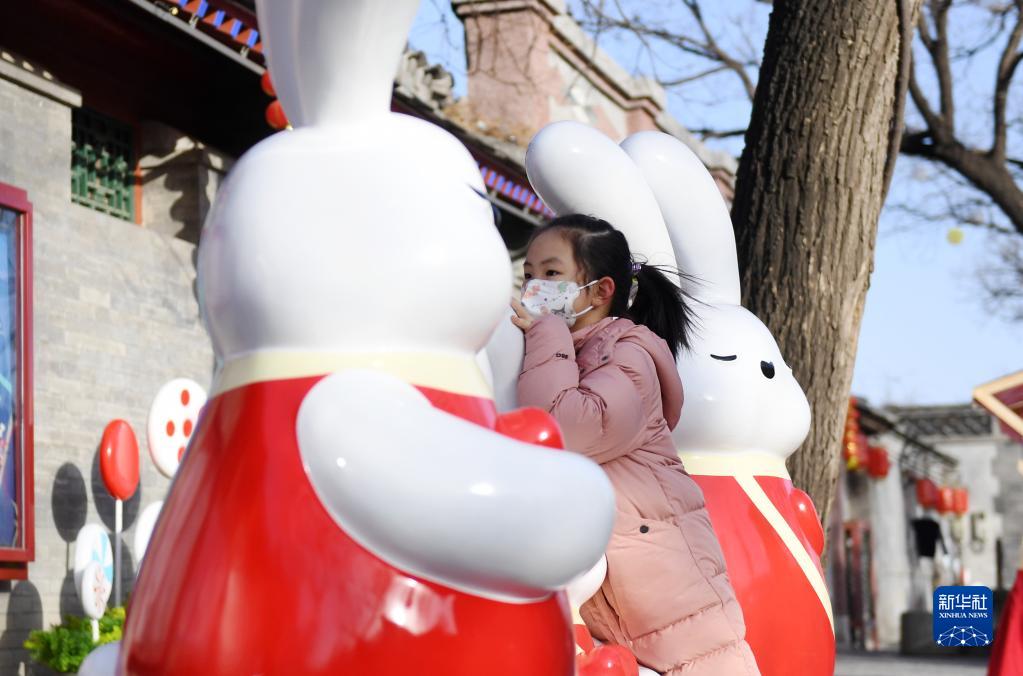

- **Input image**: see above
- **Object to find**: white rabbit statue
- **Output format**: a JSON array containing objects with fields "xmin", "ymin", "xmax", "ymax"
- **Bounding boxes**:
[
  {"xmin": 523, "ymin": 121, "xmax": 835, "ymax": 676},
  {"xmin": 118, "ymin": 3, "xmax": 614, "ymax": 674}
]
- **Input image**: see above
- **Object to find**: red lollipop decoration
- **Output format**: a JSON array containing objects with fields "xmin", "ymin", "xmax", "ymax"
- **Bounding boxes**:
[
  {"xmin": 100, "ymin": 418, "xmax": 139, "ymax": 609},
  {"xmin": 100, "ymin": 419, "xmax": 140, "ymax": 501}
]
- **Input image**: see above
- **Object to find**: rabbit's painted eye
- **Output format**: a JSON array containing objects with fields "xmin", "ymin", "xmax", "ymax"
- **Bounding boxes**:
[
  {"xmin": 710, "ymin": 354, "xmax": 737, "ymax": 361},
  {"xmin": 469, "ymin": 185, "xmax": 502, "ymax": 227},
  {"xmin": 761, "ymin": 361, "xmax": 776, "ymax": 379}
]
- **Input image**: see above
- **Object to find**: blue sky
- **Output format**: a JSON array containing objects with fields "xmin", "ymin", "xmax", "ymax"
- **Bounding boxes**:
[{"xmin": 410, "ymin": 2, "xmax": 1022, "ymax": 406}]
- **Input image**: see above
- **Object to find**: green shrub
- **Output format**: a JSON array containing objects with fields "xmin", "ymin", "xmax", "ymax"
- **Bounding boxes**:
[{"xmin": 23, "ymin": 607, "xmax": 124, "ymax": 673}]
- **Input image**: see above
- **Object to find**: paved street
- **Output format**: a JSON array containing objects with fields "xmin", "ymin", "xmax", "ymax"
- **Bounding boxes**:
[{"xmin": 835, "ymin": 649, "xmax": 988, "ymax": 675}]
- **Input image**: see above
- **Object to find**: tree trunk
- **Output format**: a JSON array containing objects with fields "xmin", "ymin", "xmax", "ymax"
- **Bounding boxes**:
[{"xmin": 731, "ymin": 0, "xmax": 921, "ymax": 524}]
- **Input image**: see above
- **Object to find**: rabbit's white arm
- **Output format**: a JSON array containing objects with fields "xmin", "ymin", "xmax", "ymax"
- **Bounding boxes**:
[
  {"xmin": 296, "ymin": 369, "xmax": 615, "ymax": 603},
  {"xmin": 481, "ymin": 310, "xmax": 525, "ymax": 412}
]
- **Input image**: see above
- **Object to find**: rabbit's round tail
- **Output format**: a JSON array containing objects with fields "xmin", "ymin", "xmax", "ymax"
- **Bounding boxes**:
[{"xmin": 255, "ymin": 0, "xmax": 421, "ymax": 127}]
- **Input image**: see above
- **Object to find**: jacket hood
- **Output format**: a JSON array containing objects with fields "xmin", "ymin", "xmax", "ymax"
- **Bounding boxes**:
[{"xmin": 572, "ymin": 317, "xmax": 683, "ymax": 430}]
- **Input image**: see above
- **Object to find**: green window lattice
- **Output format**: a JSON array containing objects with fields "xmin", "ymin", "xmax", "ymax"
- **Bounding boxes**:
[{"xmin": 71, "ymin": 108, "xmax": 135, "ymax": 221}]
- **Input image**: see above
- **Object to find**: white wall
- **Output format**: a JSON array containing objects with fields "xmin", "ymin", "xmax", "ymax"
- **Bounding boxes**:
[{"xmin": 867, "ymin": 432, "xmax": 913, "ymax": 650}]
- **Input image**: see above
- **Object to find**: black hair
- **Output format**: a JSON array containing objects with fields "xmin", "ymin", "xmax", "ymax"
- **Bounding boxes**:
[{"xmin": 530, "ymin": 214, "xmax": 695, "ymax": 358}]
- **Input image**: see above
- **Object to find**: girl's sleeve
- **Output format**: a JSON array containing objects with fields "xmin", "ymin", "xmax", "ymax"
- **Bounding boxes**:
[{"xmin": 517, "ymin": 316, "xmax": 647, "ymax": 464}]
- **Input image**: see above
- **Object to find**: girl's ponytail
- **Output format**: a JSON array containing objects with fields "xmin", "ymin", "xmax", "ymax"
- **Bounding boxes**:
[{"xmin": 628, "ymin": 263, "xmax": 694, "ymax": 359}]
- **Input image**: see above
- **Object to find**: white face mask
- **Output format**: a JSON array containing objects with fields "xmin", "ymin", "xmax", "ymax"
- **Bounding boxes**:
[{"xmin": 520, "ymin": 279, "xmax": 597, "ymax": 327}]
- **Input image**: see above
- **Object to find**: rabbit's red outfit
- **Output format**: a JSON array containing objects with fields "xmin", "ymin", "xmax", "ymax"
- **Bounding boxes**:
[
  {"xmin": 518, "ymin": 315, "xmax": 759, "ymax": 676},
  {"xmin": 120, "ymin": 373, "xmax": 576, "ymax": 676},
  {"xmin": 682, "ymin": 457, "xmax": 835, "ymax": 676}
]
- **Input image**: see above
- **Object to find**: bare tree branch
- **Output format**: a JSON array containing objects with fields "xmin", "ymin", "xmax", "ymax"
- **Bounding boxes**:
[
  {"xmin": 907, "ymin": 60, "xmax": 946, "ymax": 137},
  {"xmin": 576, "ymin": 0, "xmax": 758, "ymax": 100},
  {"xmin": 917, "ymin": 2, "xmax": 936, "ymax": 52},
  {"xmin": 927, "ymin": 0, "xmax": 955, "ymax": 129},
  {"xmin": 681, "ymin": 0, "xmax": 757, "ymax": 100},
  {"xmin": 659, "ymin": 64, "xmax": 730, "ymax": 87},
  {"xmin": 883, "ymin": 0, "xmax": 917, "ymax": 198},
  {"xmin": 690, "ymin": 127, "xmax": 748, "ymax": 139},
  {"xmin": 567, "ymin": 0, "xmax": 1023, "ymax": 314},
  {"xmin": 980, "ymin": 236, "xmax": 1023, "ymax": 321},
  {"xmin": 992, "ymin": 0, "xmax": 1023, "ymax": 159}
]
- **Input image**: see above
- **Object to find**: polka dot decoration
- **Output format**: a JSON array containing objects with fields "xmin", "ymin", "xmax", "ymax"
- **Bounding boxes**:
[{"xmin": 147, "ymin": 378, "xmax": 208, "ymax": 479}]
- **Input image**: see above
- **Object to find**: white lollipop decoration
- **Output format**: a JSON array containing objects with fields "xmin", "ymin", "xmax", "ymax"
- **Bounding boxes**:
[
  {"xmin": 147, "ymin": 378, "xmax": 207, "ymax": 478},
  {"xmin": 133, "ymin": 501, "xmax": 163, "ymax": 568},
  {"xmin": 74, "ymin": 524, "xmax": 113, "ymax": 641},
  {"xmin": 134, "ymin": 378, "xmax": 207, "ymax": 572},
  {"xmin": 78, "ymin": 562, "xmax": 112, "ymax": 640}
]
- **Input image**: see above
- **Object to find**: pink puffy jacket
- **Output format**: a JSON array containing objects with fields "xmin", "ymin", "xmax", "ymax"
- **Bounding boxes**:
[{"xmin": 518, "ymin": 315, "xmax": 760, "ymax": 676}]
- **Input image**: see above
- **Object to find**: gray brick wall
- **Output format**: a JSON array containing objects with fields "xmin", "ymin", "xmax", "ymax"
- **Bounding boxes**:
[{"xmin": 0, "ymin": 72, "xmax": 214, "ymax": 673}]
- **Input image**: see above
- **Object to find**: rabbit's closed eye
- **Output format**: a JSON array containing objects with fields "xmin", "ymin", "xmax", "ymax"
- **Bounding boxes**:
[
  {"xmin": 470, "ymin": 186, "xmax": 502, "ymax": 228},
  {"xmin": 710, "ymin": 354, "xmax": 737, "ymax": 361}
]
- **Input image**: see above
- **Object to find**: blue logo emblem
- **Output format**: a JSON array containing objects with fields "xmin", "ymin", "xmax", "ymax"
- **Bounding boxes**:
[{"xmin": 933, "ymin": 586, "xmax": 993, "ymax": 647}]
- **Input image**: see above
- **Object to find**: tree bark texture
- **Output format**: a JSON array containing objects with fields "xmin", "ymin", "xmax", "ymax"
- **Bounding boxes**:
[{"xmin": 731, "ymin": 0, "xmax": 922, "ymax": 525}]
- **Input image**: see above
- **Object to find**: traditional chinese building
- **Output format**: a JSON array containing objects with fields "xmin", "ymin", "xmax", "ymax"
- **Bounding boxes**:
[
  {"xmin": 827, "ymin": 397, "xmax": 1023, "ymax": 653},
  {"xmin": 0, "ymin": 0, "xmax": 730, "ymax": 669}
]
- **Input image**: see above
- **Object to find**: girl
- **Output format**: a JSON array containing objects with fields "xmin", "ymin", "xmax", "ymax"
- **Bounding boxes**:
[{"xmin": 511, "ymin": 215, "xmax": 760, "ymax": 676}]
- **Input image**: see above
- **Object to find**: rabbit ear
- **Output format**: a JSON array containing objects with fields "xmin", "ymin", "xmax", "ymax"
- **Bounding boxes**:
[
  {"xmin": 620, "ymin": 131, "xmax": 741, "ymax": 305},
  {"xmin": 526, "ymin": 121, "xmax": 679, "ymax": 273},
  {"xmin": 255, "ymin": 0, "xmax": 421, "ymax": 126}
]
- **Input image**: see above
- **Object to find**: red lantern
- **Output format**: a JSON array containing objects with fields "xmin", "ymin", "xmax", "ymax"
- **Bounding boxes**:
[
  {"xmin": 848, "ymin": 398, "xmax": 860, "ymax": 418},
  {"xmin": 867, "ymin": 446, "xmax": 890, "ymax": 478},
  {"xmin": 916, "ymin": 478, "xmax": 938, "ymax": 508},
  {"xmin": 937, "ymin": 486, "xmax": 955, "ymax": 514},
  {"xmin": 953, "ymin": 487, "xmax": 969, "ymax": 516},
  {"xmin": 265, "ymin": 100, "xmax": 289, "ymax": 130},
  {"xmin": 842, "ymin": 399, "xmax": 870, "ymax": 471},
  {"xmin": 845, "ymin": 432, "xmax": 869, "ymax": 471},
  {"xmin": 260, "ymin": 70, "xmax": 276, "ymax": 97},
  {"xmin": 100, "ymin": 419, "xmax": 140, "ymax": 501}
]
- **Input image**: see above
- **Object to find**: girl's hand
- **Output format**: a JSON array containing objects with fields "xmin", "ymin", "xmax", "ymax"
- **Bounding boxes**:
[{"xmin": 510, "ymin": 297, "xmax": 534, "ymax": 331}]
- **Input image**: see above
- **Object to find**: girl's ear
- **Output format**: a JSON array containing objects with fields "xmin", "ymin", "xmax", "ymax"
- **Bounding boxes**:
[{"xmin": 592, "ymin": 277, "xmax": 616, "ymax": 308}]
